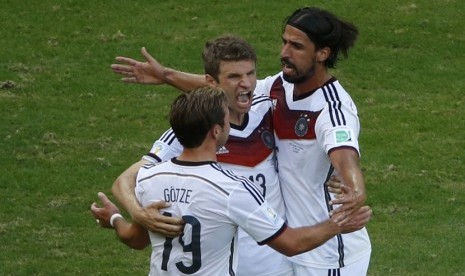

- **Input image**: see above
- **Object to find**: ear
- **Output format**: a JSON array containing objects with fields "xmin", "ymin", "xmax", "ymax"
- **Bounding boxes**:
[
  {"xmin": 317, "ymin": 47, "xmax": 331, "ymax": 63},
  {"xmin": 205, "ymin": 74, "xmax": 219, "ymax": 87},
  {"xmin": 212, "ymin": 124, "xmax": 222, "ymax": 139}
]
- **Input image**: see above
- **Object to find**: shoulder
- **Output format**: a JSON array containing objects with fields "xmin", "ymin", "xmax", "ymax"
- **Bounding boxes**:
[{"xmin": 255, "ymin": 72, "xmax": 283, "ymax": 96}]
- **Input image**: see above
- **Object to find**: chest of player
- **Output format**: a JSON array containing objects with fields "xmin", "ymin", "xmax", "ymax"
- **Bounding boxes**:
[
  {"xmin": 217, "ymin": 106, "xmax": 275, "ymax": 167},
  {"xmin": 270, "ymin": 78, "xmax": 323, "ymax": 140}
]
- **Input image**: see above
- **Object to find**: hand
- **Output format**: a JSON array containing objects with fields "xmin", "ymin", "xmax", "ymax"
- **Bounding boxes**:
[
  {"xmin": 132, "ymin": 201, "xmax": 185, "ymax": 238},
  {"xmin": 326, "ymin": 175, "xmax": 343, "ymax": 195},
  {"xmin": 90, "ymin": 192, "xmax": 120, "ymax": 229},
  {"xmin": 332, "ymin": 205, "xmax": 372, "ymax": 233},
  {"xmin": 328, "ymin": 180, "xmax": 366, "ymax": 219},
  {"xmin": 111, "ymin": 47, "xmax": 166, "ymax": 85}
]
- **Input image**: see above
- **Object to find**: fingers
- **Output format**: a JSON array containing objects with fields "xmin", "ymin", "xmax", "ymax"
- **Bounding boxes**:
[
  {"xmin": 339, "ymin": 184, "xmax": 352, "ymax": 194},
  {"xmin": 147, "ymin": 200, "xmax": 171, "ymax": 210},
  {"xmin": 97, "ymin": 191, "xmax": 108, "ymax": 201},
  {"xmin": 157, "ymin": 229, "xmax": 184, "ymax": 238},
  {"xmin": 98, "ymin": 192, "xmax": 114, "ymax": 209},
  {"xmin": 121, "ymin": 77, "xmax": 138, "ymax": 83},
  {"xmin": 338, "ymin": 206, "xmax": 372, "ymax": 232},
  {"xmin": 141, "ymin": 47, "xmax": 158, "ymax": 64},
  {"xmin": 152, "ymin": 221, "xmax": 184, "ymax": 237},
  {"xmin": 329, "ymin": 195, "xmax": 354, "ymax": 206},
  {"xmin": 354, "ymin": 206, "xmax": 372, "ymax": 219},
  {"xmin": 90, "ymin": 202, "xmax": 98, "ymax": 212},
  {"xmin": 327, "ymin": 186, "xmax": 342, "ymax": 195},
  {"xmin": 111, "ymin": 64, "xmax": 134, "ymax": 74},
  {"xmin": 115, "ymin": 56, "xmax": 138, "ymax": 66}
]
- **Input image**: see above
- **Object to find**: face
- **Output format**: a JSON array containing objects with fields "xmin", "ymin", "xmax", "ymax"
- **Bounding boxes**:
[
  {"xmin": 280, "ymin": 25, "xmax": 318, "ymax": 84},
  {"xmin": 214, "ymin": 60, "xmax": 257, "ymax": 121},
  {"xmin": 216, "ymin": 103, "xmax": 231, "ymax": 149}
]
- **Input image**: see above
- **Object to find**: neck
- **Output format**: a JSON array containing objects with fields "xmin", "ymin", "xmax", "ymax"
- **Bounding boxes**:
[
  {"xmin": 229, "ymin": 111, "xmax": 245, "ymax": 126},
  {"xmin": 293, "ymin": 69, "xmax": 332, "ymax": 97},
  {"xmin": 177, "ymin": 145, "xmax": 218, "ymax": 163}
]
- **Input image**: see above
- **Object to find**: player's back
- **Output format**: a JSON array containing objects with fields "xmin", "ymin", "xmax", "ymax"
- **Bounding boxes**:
[{"xmin": 135, "ymin": 159, "xmax": 247, "ymax": 275}]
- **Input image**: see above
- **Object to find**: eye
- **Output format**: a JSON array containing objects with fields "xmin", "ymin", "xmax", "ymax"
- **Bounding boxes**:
[{"xmin": 247, "ymin": 70, "xmax": 256, "ymax": 76}]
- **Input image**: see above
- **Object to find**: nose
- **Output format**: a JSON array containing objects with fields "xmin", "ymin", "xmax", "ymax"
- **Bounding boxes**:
[
  {"xmin": 240, "ymin": 75, "xmax": 252, "ymax": 89},
  {"xmin": 280, "ymin": 43, "xmax": 289, "ymax": 59}
]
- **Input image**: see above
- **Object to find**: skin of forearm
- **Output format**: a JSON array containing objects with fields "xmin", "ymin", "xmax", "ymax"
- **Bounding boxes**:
[
  {"xmin": 112, "ymin": 160, "xmax": 146, "ymax": 218},
  {"xmin": 330, "ymin": 148, "xmax": 367, "ymax": 202},
  {"xmin": 163, "ymin": 68, "xmax": 207, "ymax": 92},
  {"xmin": 113, "ymin": 219, "xmax": 150, "ymax": 250},
  {"xmin": 269, "ymin": 220, "xmax": 339, "ymax": 257}
]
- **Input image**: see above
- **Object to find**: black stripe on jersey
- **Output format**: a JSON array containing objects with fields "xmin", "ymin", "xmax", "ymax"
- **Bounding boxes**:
[
  {"xmin": 138, "ymin": 171, "xmax": 230, "ymax": 196},
  {"xmin": 257, "ymin": 223, "xmax": 287, "ymax": 245},
  {"xmin": 327, "ymin": 268, "xmax": 341, "ymax": 276},
  {"xmin": 159, "ymin": 128, "xmax": 177, "ymax": 145},
  {"xmin": 211, "ymin": 163, "xmax": 265, "ymax": 205},
  {"xmin": 141, "ymin": 161, "xmax": 162, "ymax": 170},
  {"xmin": 323, "ymin": 166, "xmax": 345, "ymax": 268},
  {"xmin": 145, "ymin": 152, "xmax": 162, "ymax": 162},
  {"xmin": 228, "ymin": 237, "xmax": 236, "ymax": 276},
  {"xmin": 251, "ymin": 94, "xmax": 271, "ymax": 106},
  {"xmin": 322, "ymin": 82, "xmax": 346, "ymax": 127}
]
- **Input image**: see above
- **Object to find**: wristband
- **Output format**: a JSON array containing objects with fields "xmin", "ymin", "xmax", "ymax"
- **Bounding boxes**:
[{"xmin": 110, "ymin": 213, "xmax": 123, "ymax": 228}]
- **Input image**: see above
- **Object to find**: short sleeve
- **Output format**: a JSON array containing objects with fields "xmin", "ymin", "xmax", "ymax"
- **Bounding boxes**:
[
  {"xmin": 227, "ymin": 185, "xmax": 285, "ymax": 244},
  {"xmin": 315, "ymin": 102, "xmax": 361, "ymax": 155},
  {"xmin": 147, "ymin": 129, "xmax": 183, "ymax": 161}
]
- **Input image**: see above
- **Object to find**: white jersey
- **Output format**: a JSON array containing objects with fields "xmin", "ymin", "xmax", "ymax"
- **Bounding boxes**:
[
  {"xmin": 256, "ymin": 73, "xmax": 371, "ymax": 269},
  {"xmin": 135, "ymin": 159, "xmax": 286, "ymax": 276},
  {"xmin": 145, "ymin": 94, "xmax": 293, "ymax": 275}
]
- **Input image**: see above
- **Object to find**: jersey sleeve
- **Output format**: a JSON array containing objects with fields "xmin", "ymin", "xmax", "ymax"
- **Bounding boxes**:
[
  {"xmin": 227, "ymin": 179, "xmax": 285, "ymax": 244},
  {"xmin": 315, "ymin": 101, "xmax": 361, "ymax": 155},
  {"xmin": 143, "ymin": 128, "xmax": 183, "ymax": 162}
]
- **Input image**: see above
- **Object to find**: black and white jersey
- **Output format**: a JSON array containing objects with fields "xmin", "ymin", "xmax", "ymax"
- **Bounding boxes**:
[
  {"xmin": 256, "ymin": 73, "xmax": 371, "ymax": 269},
  {"xmin": 136, "ymin": 159, "xmax": 285, "ymax": 276},
  {"xmin": 143, "ymin": 93, "xmax": 292, "ymax": 275}
]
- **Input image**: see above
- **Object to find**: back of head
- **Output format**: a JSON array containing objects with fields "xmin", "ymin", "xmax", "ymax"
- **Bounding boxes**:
[
  {"xmin": 284, "ymin": 7, "xmax": 359, "ymax": 68},
  {"xmin": 202, "ymin": 35, "xmax": 257, "ymax": 82},
  {"xmin": 170, "ymin": 86, "xmax": 227, "ymax": 148}
]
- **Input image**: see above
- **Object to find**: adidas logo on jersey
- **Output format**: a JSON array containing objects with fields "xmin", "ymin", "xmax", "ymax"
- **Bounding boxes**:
[{"xmin": 217, "ymin": 146, "xmax": 229, "ymax": 154}]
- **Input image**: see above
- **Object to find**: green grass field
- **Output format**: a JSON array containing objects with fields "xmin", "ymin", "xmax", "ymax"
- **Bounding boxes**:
[{"xmin": 1, "ymin": 0, "xmax": 464, "ymax": 275}]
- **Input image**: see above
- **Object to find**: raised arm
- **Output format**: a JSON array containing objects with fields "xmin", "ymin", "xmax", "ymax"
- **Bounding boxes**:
[
  {"xmin": 112, "ymin": 159, "xmax": 184, "ymax": 237},
  {"xmin": 111, "ymin": 47, "xmax": 206, "ymax": 91}
]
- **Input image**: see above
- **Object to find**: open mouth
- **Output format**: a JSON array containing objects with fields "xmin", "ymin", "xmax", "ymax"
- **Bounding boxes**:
[
  {"xmin": 237, "ymin": 91, "xmax": 252, "ymax": 105},
  {"xmin": 282, "ymin": 60, "xmax": 295, "ymax": 74}
]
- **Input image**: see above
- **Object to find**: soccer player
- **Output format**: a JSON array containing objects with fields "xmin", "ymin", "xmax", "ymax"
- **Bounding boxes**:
[
  {"xmin": 252, "ymin": 7, "xmax": 372, "ymax": 275},
  {"xmin": 91, "ymin": 86, "xmax": 372, "ymax": 276},
  {"xmin": 111, "ymin": 35, "xmax": 294, "ymax": 275}
]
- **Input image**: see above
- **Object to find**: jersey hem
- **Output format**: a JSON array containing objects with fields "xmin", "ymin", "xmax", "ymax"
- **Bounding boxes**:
[{"xmin": 288, "ymin": 246, "xmax": 371, "ymax": 269}]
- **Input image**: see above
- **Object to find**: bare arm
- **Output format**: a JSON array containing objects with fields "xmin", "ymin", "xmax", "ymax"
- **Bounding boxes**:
[
  {"xmin": 112, "ymin": 159, "xmax": 184, "ymax": 237},
  {"xmin": 267, "ymin": 205, "xmax": 372, "ymax": 257},
  {"xmin": 328, "ymin": 147, "xmax": 366, "ymax": 217},
  {"xmin": 113, "ymin": 218, "xmax": 150, "ymax": 250},
  {"xmin": 90, "ymin": 192, "xmax": 149, "ymax": 250},
  {"xmin": 111, "ymin": 47, "xmax": 206, "ymax": 91},
  {"xmin": 112, "ymin": 159, "xmax": 147, "ymax": 215}
]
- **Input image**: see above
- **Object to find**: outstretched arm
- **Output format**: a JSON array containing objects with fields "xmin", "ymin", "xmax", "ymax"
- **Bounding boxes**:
[
  {"xmin": 111, "ymin": 47, "xmax": 206, "ymax": 91},
  {"xmin": 91, "ymin": 192, "xmax": 149, "ymax": 250},
  {"xmin": 267, "ymin": 205, "xmax": 372, "ymax": 257},
  {"xmin": 112, "ymin": 159, "xmax": 184, "ymax": 237}
]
